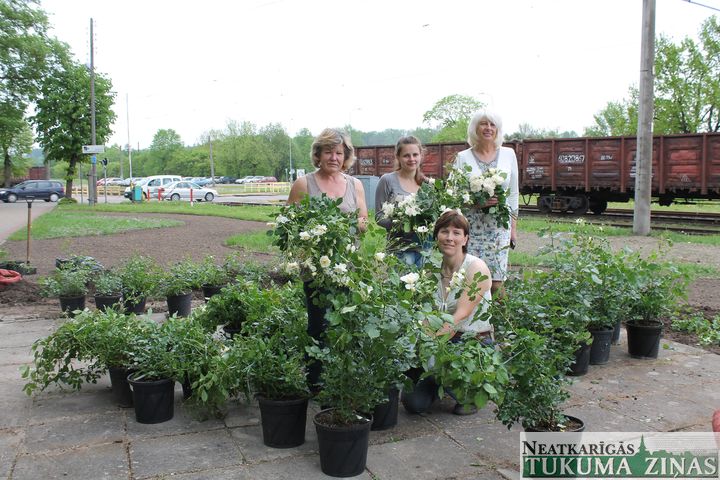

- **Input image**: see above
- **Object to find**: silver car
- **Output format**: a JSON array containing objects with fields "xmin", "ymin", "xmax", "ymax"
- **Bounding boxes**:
[{"xmin": 161, "ymin": 181, "xmax": 218, "ymax": 202}]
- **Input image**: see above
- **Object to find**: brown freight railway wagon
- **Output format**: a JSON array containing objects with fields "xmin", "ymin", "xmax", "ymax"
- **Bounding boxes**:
[{"xmin": 351, "ymin": 132, "xmax": 720, "ymax": 215}]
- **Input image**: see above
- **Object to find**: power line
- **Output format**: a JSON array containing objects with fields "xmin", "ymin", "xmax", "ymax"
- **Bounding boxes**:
[{"xmin": 681, "ymin": 0, "xmax": 720, "ymax": 13}]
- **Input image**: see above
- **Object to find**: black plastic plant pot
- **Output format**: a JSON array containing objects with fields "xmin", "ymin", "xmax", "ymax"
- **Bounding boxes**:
[
  {"xmin": 589, "ymin": 327, "xmax": 614, "ymax": 365},
  {"xmin": 94, "ymin": 294, "xmax": 122, "ymax": 312},
  {"xmin": 201, "ymin": 284, "xmax": 224, "ymax": 302},
  {"xmin": 314, "ymin": 409, "xmax": 372, "ymax": 478},
  {"xmin": 123, "ymin": 297, "xmax": 146, "ymax": 315},
  {"xmin": 568, "ymin": 342, "xmax": 591, "ymax": 376},
  {"xmin": 127, "ymin": 375, "xmax": 175, "ymax": 424},
  {"xmin": 59, "ymin": 295, "xmax": 85, "ymax": 316},
  {"xmin": 371, "ymin": 388, "xmax": 399, "ymax": 431},
  {"xmin": 222, "ymin": 325, "xmax": 242, "ymax": 340},
  {"xmin": 166, "ymin": 292, "xmax": 192, "ymax": 317},
  {"xmin": 258, "ymin": 396, "xmax": 309, "ymax": 448},
  {"xmin": 626, "ymin": 319, "xmax": 663, "ymax": 359},
  {"xmin": 611, "ymin": 319, "xmax": 622, "ymax": 344},
  {"xmin": 108, "ymin": 366, "xmax": 134, "ymax": 408},
  {"xmin": 524, "ymin": 415, "xmax": 585, "ymax": 432}
]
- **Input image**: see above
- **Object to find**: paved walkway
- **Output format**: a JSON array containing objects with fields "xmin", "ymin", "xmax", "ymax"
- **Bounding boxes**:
[{"xmin": 0, "ymin": 304, "xmax": 718, "ymax": 480}]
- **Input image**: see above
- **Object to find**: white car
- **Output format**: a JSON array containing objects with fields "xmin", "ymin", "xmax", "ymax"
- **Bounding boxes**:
[{"xmin": 160, "ymin": 181, "xmax": 218, "ymax": 202}]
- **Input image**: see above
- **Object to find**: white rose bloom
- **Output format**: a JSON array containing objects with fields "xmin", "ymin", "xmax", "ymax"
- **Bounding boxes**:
[
  {"xmin": 492, "ymin": 174, "xmax": 505, "ymax": 185},
  {"xmin": 382, "ymin": 202, "xmax": 395, "ymax": 217},
  {"xmin": 266, "ymin": 222, "xmax": 277, "ymax": 228},
  {"xmin": 469, "ymin": 177, "xmax": 483, "ymax": 193},
  {"xmin": 333, "ymin": 263, "xmax": 348, "ymax": 274},
  {"xmin": 404, "ymin": 205, "xmax": 420, "ymax": 217},
  {"xmin": 462, "ymin": 193, "xmax": 471, "ymax": 203},
  {"xmin": 400, "ymin": 272, "xmax": 420, "ymax": 286},
  {"xmin": 416, "ymin": 226, "xmax": 428, "ymax": 234},
  {"xmin": 366, "ymin": 285, "xmax": 374, "ymax": 295},
  {"xmin": 311, "ymin": 224, "xmax": 328, "ymax": 236},
  {"xmin": 446, "ymin": 188, "xmax": 454, "ymax": 196},
  {"xmin": 374, "ymin": 252, "xmax": 386, "ymax": 261},
  {"xmin": 299, "ymin": 231, "xmax": 311, "ymax": 241},
  {"xmin": 487, "ymin": 168, "xmax": 497, "ymax": 175},
  {"xmin": 440, "ymin": 205, "xmax": 450, "ymax": 213},
  {"xmin": 319, "ymin": 255, "xmax": 331, "ymax": 269},
  {"xmin": 308, "ymin": 264, "xmax": 317, "ymax": 273},
  {"xmin": 405, "ymin": 283, "xmax": 417, "ymax": 291},
  {"xmin": 285, "ymin": 262, "xmax": 299, "ymax": 274},
  {"xmin": 276, "ymin": 215, "xmax": 290, "ymax": 224}
]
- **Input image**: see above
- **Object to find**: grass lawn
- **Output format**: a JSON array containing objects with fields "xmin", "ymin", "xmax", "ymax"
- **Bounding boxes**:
[
  {"xmin": 61, "ymin": 201, "xmax": 280, "ymax": 223},
  {"xmin": 8, "ymin": 210, "xmax": 183, "ymax": 240},
  {"xmin": 225, "ymin": 230, "xmax": 278, "ymax": 253}
]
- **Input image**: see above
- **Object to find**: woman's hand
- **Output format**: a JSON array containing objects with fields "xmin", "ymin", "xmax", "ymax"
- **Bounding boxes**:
[{"xmin": 480, "ymin": 196, "xmax": 499, "ymax": 208}]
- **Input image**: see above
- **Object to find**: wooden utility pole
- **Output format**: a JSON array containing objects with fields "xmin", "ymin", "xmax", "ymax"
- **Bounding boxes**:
[
  {"xmin": 633, "ymin": 0, "xmax": 655, "ymax": 235},
  {"xmin": 89, "ymin": 18, "xmax": 97, "ymax": 206}
]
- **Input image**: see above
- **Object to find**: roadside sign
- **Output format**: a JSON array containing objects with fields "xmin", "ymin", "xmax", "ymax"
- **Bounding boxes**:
[{"xmin": 82, "ymin": 145, "xmax": 105, "ymax": 154}]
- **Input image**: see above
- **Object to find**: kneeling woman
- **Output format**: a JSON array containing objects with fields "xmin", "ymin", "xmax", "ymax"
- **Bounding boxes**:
[{"xmin": 402, "ymin": 210, "xmax": 493, "ymax": 415}]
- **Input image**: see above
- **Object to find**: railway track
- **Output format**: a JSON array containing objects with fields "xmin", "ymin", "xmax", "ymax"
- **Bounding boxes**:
[{"xmin": 519, "ymin": 205, "xmax": 720, "ymax": 235}]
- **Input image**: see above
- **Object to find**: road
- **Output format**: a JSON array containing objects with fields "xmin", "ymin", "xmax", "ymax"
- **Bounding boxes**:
[{"xmin": 0, "ymin": 200, "xmax": 58, "ymax": 245}]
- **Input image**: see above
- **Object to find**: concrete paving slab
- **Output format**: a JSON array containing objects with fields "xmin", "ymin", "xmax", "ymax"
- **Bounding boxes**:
[
  {"xmin": 365, "ymin": 433, "xmax": 495, "ymax": 479},
  {"xmin": 126, "ymin": 398, "xmax": 226, "ymax": 437},
  {"xmin": 0, "ymin": 428, "xmax": 22, "ymax": 479},
  {"xmin": 28, "ymin": 390, "xmax": 119, "ymax": 424},
  {"xmin": 443, "ymin": 418, "xmax": 524, "ymax": 471},
  {"xmin": 11, "ymin": 442, "xmax": 129, "ymax": 480},
  {"xmin": 23, "ymin": 412, "xmax": 126, "ymax": 454},
  {"xmin": 243, "ymin": 452, "xmax": 371, "ymax": 479},
  {"xmin": 369, "ymin": 409, "xmax": 440, "ymax": 445},
  {"xmin": 129, "ymin": 429, "xmax": 240, "ymax": 479},
  {"xmin": 0, "ymin": 345, "xmax": 35, "ymax": 366},
  {"xmin": 221, "ymin": 402, "xmax": 261, "ymax": 428},
  {"xmin": 153, "ymin": 464, "xmax": 254, "ymax": 479},
  {"xmin": 228, "ymin": 423, "xmax": 318, "ymax": 463}
]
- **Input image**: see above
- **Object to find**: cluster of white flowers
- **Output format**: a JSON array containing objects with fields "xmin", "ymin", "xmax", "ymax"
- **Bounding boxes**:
[
  {"xmin": 468, "ymin": 170, "xmax": 505, "ymax": 197},
  {"xmin": 297, "ymin": 223, "xmax": 329, "ymax": 243},
  {"xmin": 445, "ymin": 268, "xmax": 467, "ymax": 295},
  {"xmin": 374, "ymin": 252, "xmax": 386, "ymax": 261},
  {"xmin": 400, "ymin": 272, "xmax": 420, "ymax": 291},
  {"xmin": 397, "ymin": 194, "xmax": 420, "ymax": 217},
  {"xmin": 415, "ymin": 226, "xmax": 429, "ymax": 234},
  {"xmin": 381, "ymin": 201, "xmax": 395, "ymax": 218}
]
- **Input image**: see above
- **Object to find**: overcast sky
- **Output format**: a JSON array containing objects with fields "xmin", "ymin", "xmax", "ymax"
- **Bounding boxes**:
[{"xmin": 40, "ymin": 0, "xmax": 719, "ymax": 149}]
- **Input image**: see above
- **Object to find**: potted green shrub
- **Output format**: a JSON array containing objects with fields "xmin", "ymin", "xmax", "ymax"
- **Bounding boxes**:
[
  {"xmin": 230, "ymin": 283, "xmax": 312, "ymax": 448},
  {"xmin": 624, "ymin": 249, "xmax": 689, "ymax": 359},
  {"xmin": 21, "ymin": 310, "xmax": 106, "ymax": 395},
  {"xmin": 38, "ymin": 267, "xmax": 90, "ymax": 316},
  {"xmin": 194, "ymin": 280, "xmax": 251, "ymax": 338},
  {"xmin": 127, "ymin": 320, "xmax": 182, "ymax": 424},
  {"xmin": 159, "ymin": 259, "xmax": 200, "ymax": 317},
  {"xmin": 119, "ymin": 255, "xmax": 160, "ymax": 314},
  {"xmin": 197, "ymin": 255, "xmax": 232, "ymax": 301},
  {"xmin": 92, "ymin": 269, "xmax": 123, "ymax": 311},
  {"xmin": 489, "ymin": 271, "xmax": 588, "ymax": 431}
]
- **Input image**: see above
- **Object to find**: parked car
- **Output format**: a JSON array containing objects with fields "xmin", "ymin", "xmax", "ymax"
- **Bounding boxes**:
[
  {"xmin": 260, "ymin": 176, "xmax": 277, "ymax": 183},
  {"xmin": 160, "ymin": 181, "xmax": 218, "ymax": 202},
  {"xmin": 123, "ymin": 175, "xmax": 181, "ymax": 199},
  {"xmin": 192, "ymin": 177, "xmax": 215, "ymax": 187},
  {"xmin": 235, "ymin": 175, "xmax": 263, "ymax": 184},
  {"xmin": 0, "ymin": 180, "xmax": 65, "ymax": 203},
  {"xmin": 216, "ymin": 176, "xmax": 237, "ymax": 184},
  {"xmin": 97, "ymin": 177, "xmax": 121, "ymax": 186}
]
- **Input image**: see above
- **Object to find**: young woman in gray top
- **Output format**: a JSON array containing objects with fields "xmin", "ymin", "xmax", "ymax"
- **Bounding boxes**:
[{"xmin": 375, "ymin": 135, "xmax": 428, "ymax": 266}]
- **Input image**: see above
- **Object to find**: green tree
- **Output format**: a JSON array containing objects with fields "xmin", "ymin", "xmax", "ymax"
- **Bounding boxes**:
[
  {"xmin": 0, "ymin": 0, "xmax": 60, "ymax": 186},
  {"xmin": 423, "ymin": 94, "xmax": 484, "ymax": 142},
  {"xmin": 146, "ymin": 129, "xmax": 183, "ymax": 173},
  {"xmin": 0, "ymin": 109, "xmax": 33, "ymax": 180},
  {"xmin": 506, "ymin": 123, "xmax": 579, "ymax": 141},
  {"xmin": 33, "ymin": 60, "xmax": 117, "ymax": 194},
  {"xmin": 586, "ymin": 16, "xmax": 719, "ymax": 136}
]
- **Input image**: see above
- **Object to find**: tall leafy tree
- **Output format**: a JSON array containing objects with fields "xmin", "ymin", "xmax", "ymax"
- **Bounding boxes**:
[
  {"xmin": 146, "ymin": 128, "xmax": 183, "ymax": 173},
  {"xmin": 586, "ymin": 16, "xmax": 719, "ymax": 135},
  {"xmin": 0, "ymin": 0, "xmax": 59, "ymax": 186},
  {"xmin": 422, "ymin": 94, "xmax": 484, "ymax": 142},
  {"xmin": 33, "ymin": 60, "xmax": 117, "ymax": 194}
]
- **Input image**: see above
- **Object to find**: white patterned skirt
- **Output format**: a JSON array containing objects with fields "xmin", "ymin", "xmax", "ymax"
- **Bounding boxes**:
[{"xmin": 465, "ymin": 209, "xmax": 511, "ymax": 281}]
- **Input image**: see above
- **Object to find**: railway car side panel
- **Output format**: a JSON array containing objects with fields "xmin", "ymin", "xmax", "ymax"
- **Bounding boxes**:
[
  {"xmin": 553, "ymin": 140, "xmax": 588, "ymax": 190},
  {"xmin": 706, "ymin": 135, "xmax": 720, "ymax": 196},
  {"xmin": 588, "ymin": 139, "xmax": 623, "ymax": 188},
  {"xmin": 521, "ymin": 141, "xmax": 553, "ymax": 192},
  {"xmin": 661, "ymin": 135, "xmax": 704, "ymax": 194}
]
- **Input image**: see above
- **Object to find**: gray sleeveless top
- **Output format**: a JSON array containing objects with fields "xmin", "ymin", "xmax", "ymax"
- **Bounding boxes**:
[
  {"xmin": 435, "ymin": 254, "xmax": 492, "ymax": 333},
  {"xmin": 305, "ymin": 171, "xmax": 358, "ymax": 213}
]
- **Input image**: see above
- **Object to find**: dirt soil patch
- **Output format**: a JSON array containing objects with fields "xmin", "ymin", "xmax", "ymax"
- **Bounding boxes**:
[{"xmin": 1, "ymin": 212, "xmax": 718, "ymax": 353}]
